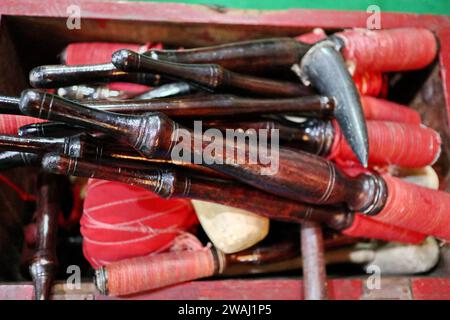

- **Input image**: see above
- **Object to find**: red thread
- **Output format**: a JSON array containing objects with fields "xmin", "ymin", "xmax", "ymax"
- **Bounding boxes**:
[
  {"xmin": 375, "ymin": 174, "xmax": 450, "ymax": 241},
  {"xmin": 0, "ymin": 174, "xmax": 36, "ymax": 201},
  {"xmin": 0, "ymin": 115, "xmax": 45, "ymax": 135},
  {"xmin": 342, "ymin": 214, "xmax": 425, "ymax": 244},
  {"xmin": 337, "ymin": 28, "xmax": 437, "ymax": 73},
  {"xmin": 105, "ymin": 248, "xmax": 215, "ymax": 296},
  {"xmin": 331, "ymin": 120, "xmax": 441, "ymax": 168},
  {"xmin": 337, "ymin": 166, "xmax": 425, "ymax": 244},
  {"xmin": 81, "ymin": 179, "xmax": 198, "ymax": 268},
  {"xmin": 361, "ymin": 96, "xmax": 422, "ymax": 125}
]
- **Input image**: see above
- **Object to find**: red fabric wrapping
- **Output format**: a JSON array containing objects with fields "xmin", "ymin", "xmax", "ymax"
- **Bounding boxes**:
[
  {"xmin": 361, "ymin": 96, "xmax": 421, "ymax": 125},
  {"xmin": 337, "ymin": 28, "xmax": 437, "ymax": 73},
  {"xmin": 0, "ymin": 115, "xmax": 44, "ymax": 135},
  {"xmin": 105, "ymin": 248, "xmax": 215, "ymax": 296},
  {"xmin": 353, "ymin": 72, "xmax": 388, "ymax": 97},
  {"xmin": 338, "ymin": 166, "xmax": 426, "ymax": 244},
  {"xmin": 375, "ymin": 174, "xmax": 450, "ymax": 241},
  {"xmin": 64, "ymin": 42, "xmax": 162, "ymax": 65},
  {"xmin": 342, "ymin": 214, "xmax": 425, "ymax": 244},
  {"xmin": 81, "ymin": 179, "xmax": 198, "ymax": 269},
  {"xmin": 330, "ymin": 120, "xmax": 441, "ymax": 168}
]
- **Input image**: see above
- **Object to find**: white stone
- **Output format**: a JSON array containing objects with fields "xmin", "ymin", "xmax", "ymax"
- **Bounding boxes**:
[{"xmin": 191, "ymin": 200, "xmax": 269, "ymax": 254}]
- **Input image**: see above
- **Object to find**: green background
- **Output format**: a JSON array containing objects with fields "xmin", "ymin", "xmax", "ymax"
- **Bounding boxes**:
[{"xmin": 132, "ymin": 0, "xmax": 450, "ymax": 15}]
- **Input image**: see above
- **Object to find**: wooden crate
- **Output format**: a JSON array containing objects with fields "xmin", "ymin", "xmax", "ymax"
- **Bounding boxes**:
[{"xmin": 0, "ymin": 0, "xmax": 449, "ymax": 300}]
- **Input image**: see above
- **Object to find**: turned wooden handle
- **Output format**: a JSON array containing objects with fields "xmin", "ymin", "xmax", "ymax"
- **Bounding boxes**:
[
  {"xmin": 85, "ymin": 94, "xmax": 334, "ymax": 118},
  {"xmin": 149, "ymin": 37, "xmax": 310, "ymax": 72},
  {"xmin": 0, "ymin": 134, "xmax": 70, "ymax": 155},
  {"xmin": 112, "ymin": 49, "xmax": 312, "ymax": 97},
  {"xmin": 0, "ymin": 151, "xmax": 40, "ymax": 170},
  {"xmin": 335, "ymin": 28, "xmax": 437, "ymax": 73},
  {"xmin": 21, "ymin": 91, "xmax": 384, "ymax": 212},
  {"xmin": 41, "ymin": 154, "xmax": 352, "ymax": 230},
  {"xmin": 204, "ymin": 118, "xmax": 333, "ymax": 155},
  {"xmin": 19, "ymin": 122, "xmax": 84, "ymax": 138},
  {"xmin": 29, "ymin": 63, "xmax": 162, "ymax": 89},
  {"xmin": 30, "ymin": 173, "xmax": 61, "ymax": 300}
]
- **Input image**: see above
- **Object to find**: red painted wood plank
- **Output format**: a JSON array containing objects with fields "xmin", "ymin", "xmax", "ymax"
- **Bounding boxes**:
[
  {"xmin": 0, "ymin": 284, "xmax": 34, "ymax": 300},
  {"xmin": 96, "ymin": 279, "xmax": 362, "ymax": 300},
  {"xmin": 412, "ymin": 278, "xmax": 450, "ymax": 300},
  {"xmin": 95, "ymin": 279, "xmax": 304, "ymax": 300},
  {"xmin": 0, "ymin": 0, "xmax": 448, "ymax": 31},
  {"xmin": 1, "ymin": 278, "xmax": 449, "ymax": 299},
  {"xmin": 328, "ymin": 279, "xmax": 362, "ymax": 300}
]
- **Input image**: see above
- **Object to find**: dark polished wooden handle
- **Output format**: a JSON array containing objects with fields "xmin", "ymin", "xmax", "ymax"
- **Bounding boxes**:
[
  {"xmin": 19, "ymin": 90, "xmax": 141, "ymax": 141},
  {"xmin": 29, "ymin": 173, "xmax": 61, "ymax": 300},
  {"xmin": 19, "ymin": 122, "xmax": 84, "ymax": 138},
  {"xmin": 85, "ymin": 94, "xmax": 334, "ymax": 118},
  {"xmin": 42, "ymin": 153, "xmax": 352, "ymax": 230},
  {"xmin": 112, "ymin": 50, "xmax": 313, "ymax": 97},
  {"xmin": 0, "ymin": 151, "xmax": 40, "ymax": 170},
  {"xmin": 203, "ymin": 118, "xmax": 334, "ymax": 155},
  {"xmin": 29, "ymin": 63, "xmax": 163, "ymax": 89},
  {"xmin": 20, "ymin": 90, "xmax": 386, "ymax": 213},
  {"xmin": 0, "ymin": 96, "xmax": 21, "ymax": 115},
  {"xmin": 0, "ymin": 134, "xmax": 72, "ymax": 155},
  {"xmin": 150, "ymin": 37, "xmax": 311, "ymax": 72}
]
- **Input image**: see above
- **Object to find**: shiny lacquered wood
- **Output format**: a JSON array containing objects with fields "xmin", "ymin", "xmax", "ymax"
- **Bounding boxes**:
[
  {"xmin": 0, "ymin": 134, "xmax": 84, "ymax": 157},
  {"xmin": 0, "ymin": 132, "xmax": 228, "ymax": 179},
  {"xmin": 112, "ymin": 50, "xmax": 313, "ymax": 97},
  {"xmin": 0, "ymin": 96, "xmax": 21, "ymax": 115},
  {"xmin": 18, "ymin": 122, "xmax": 84, "ymax": 138},
  {"xmin": 29, "ymin": 173, "xmax": 61, "ymax": 300},
  {"xmin": 29, "ymin": 63, "xmax": 163, "ymax": 89},
  {"xmin": 149, "ymin": 37, "xmax": 311, "ymax": 72},
  {"xmin": 85, "ymin": 94, "xmax": 334, "ymax": 118},
  {"xmin": 42, "ymin": 153, "xmax": 352, "ymax": 230},
  {"xmin": 0, "ymin": 94, "xmax": 335, "ymax": 119},
  {"xmin": 203, "ymin": 118, "xmax": 334, "ymax": 155},
  {"xmin": 301, "ymin": 222, "xmax": 328, "ymax": 300},
  {"xmin": 20, "ymin": 90, "xmax": 386, "ymax": 213},
  {"xmin": 0, "ymin": 151, "xmax": 40, "ymax": 169}
]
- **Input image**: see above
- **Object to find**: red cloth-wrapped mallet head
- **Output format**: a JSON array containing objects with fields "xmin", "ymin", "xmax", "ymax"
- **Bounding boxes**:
[
  {"xmin": 96, "ymin": 248, "xmax": 216, "ymax": 296},
  {"xmin": 337, "ymin": 165, "xmax": 426, "ymax": 244},
  {"xmin": 337, "ymin": 28, "xmax": 438, "ymax": 73},
  {"xmin": 342, "ymin": 214, "xmax": 425, "ymax": 244},
  {"xmin": 81, "ymin": 179, "xmax": 198, "ymax": 269},
  {"xmin": 361, "ymin": 96, "xmax": 422, "ymax": 125},
  {"xmin": 330, "ymin": 120, "xmax": 441, "ymax": 168},
  {"xmin": 374, "ymin": 174, "xmax": 450, "ymax": 241}
]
